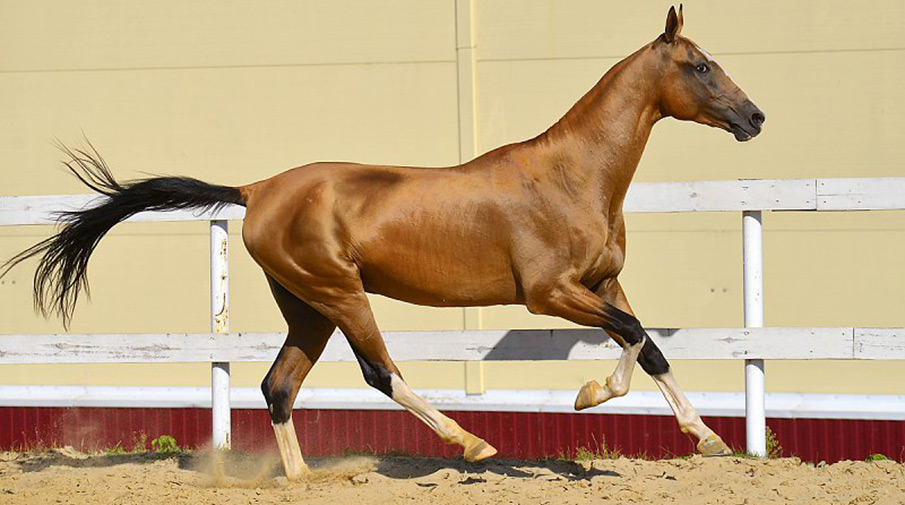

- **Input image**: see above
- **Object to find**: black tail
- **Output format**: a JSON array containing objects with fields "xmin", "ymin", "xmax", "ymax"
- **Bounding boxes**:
[{"xmin": 0, "ymin": 143, "xmax": 245, "ymax": 327}]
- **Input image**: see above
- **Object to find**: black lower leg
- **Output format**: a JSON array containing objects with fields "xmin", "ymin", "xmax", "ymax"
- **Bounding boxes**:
[
  {"xmin": 353, "ymin": 350, "xmax": 395, "ymax": 398},
  {"xmin": 601, "ymin": 303, "xmax": 645, "ymax": 345},
  {"xmin": 637, "ymin": 337, "xmax": 671, "ymax": 376},
  {"xmin": 262, "ymin": 370, "xmax": 295, "ymax": 424},
  {"xmin": 601, "ymin": 303, "xmax": 670, "ymax": 375}
]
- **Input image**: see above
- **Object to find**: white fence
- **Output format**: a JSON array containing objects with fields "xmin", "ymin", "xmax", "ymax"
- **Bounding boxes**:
[{"xmin": 2, "ymin": 178, "xmax": 904, "ymax": 457}]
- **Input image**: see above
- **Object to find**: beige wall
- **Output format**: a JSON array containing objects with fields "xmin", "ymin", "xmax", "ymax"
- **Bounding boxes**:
[{"xmin": 1, "ymin": 1, "xmax": 902, "ymax": 395}]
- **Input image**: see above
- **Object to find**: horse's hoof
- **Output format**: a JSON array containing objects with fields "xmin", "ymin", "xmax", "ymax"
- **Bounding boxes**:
[
  {"xmin": 697, "ymin": 434, "xmax": 731, "ymax": 457},
  {"xmin": 574, "ymin": 380, "xmax": 602, "ymax": 411},
  {"xmin": 464, "ymin": 440, "xmax": 497, "ymax": 462}
]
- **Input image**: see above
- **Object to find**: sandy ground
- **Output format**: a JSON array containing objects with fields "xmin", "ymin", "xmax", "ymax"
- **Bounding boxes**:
[{"xmin": 0, "ymin": 448, "xmax": 903, "ymax": 505}]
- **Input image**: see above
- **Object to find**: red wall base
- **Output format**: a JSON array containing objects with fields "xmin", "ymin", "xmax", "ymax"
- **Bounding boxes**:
[{"xmin": 1, "ymin": 407, "xmax": 902, "ymax": 463}]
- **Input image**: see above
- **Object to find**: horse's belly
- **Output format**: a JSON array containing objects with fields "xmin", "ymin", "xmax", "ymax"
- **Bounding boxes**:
[{"xmin": 358, "ymin": 248, "xmax": 520, "ymax": 307}]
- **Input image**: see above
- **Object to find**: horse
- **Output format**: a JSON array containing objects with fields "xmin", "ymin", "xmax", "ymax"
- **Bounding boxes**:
[{"xmin": 2, "ymin": 5, "xmax": 763, "ymax": 478}]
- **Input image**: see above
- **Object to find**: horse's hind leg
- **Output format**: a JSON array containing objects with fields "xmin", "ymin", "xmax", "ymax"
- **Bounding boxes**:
[
  {"xmin": 310, "ymin": 287, "xmax": 497, "ymax": 462},
  {"xmin": 261, "ymin": 276, "xmax": 336, "ymax": 480}
]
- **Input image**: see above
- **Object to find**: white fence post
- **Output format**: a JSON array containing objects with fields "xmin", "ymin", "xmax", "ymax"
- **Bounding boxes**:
[
  {"xmin": 210, "ymin": 220, "xmax": 231, "ymax": 450},
  {"xmin": 743, "ymin": 210, "xmax": 766, "ymax": 457}
]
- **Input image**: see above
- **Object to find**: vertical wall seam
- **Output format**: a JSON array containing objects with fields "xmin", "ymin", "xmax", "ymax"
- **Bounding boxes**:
[
  {"xmin": 455, "ymin": 0, "xmax": 481, "ymax": 331},
  {"xmin": 456, "ymin": 0, "xmax": 484, "ymax": 392}
]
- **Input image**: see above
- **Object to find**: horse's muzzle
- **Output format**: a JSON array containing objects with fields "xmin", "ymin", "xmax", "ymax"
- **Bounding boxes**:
[{"xmin": 729, "ymin": 101, "xmax": 765, "ymax": 142}]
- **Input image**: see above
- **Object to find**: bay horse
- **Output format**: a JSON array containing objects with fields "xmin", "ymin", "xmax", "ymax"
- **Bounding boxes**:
[{"xmin": 3, "ymin": 6, "xmax": 763, "ymax": 478}]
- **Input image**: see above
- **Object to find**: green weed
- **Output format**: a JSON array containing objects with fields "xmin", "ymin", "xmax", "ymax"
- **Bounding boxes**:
[
  {"xmin": 104, "ymin": 443, "xmax": 127, "ymax": 455},
  {"xmin": 151, "ymin": 435, "xmax": 181, "ymax": 455},
  {"xmin": 765, "ymin": 426, "xmax": 783, "ymax": 459},
  {"xmin": 560, "ymin": 435, "xmax": 622, "ymax": 461}
]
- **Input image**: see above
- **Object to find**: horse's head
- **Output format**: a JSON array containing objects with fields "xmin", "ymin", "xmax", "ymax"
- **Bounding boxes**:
[{"xmin": 654, "ymin": 5, "xmax": 765, "ymax": 141}]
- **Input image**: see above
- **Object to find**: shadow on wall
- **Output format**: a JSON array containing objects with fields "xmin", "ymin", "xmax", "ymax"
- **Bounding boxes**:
[{"xmin": 481, "ymin": 329, "xmax": 614, "ymax": 361}]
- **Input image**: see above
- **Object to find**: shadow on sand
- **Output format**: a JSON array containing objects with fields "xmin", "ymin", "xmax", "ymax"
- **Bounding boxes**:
[
  {"xmin": 9, "ymin": 449, "xmax": 620, "ymax": 482},
  {"xmin": 366, "ymin": 455, "xmax": 620, "ymax": 481}
]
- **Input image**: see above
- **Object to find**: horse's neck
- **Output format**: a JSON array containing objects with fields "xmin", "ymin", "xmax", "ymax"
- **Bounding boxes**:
[{"xmin": 538, "ymin": 47, "xmax": 661, "ymax": 213}]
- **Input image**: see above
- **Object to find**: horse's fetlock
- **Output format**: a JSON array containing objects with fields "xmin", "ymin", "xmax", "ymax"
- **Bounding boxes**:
[
  {"xmin": 676, "ymin": 413, "xmax": 699, "ymax": 434},
  {"xmin": 605, "ymin": 374, "xmax": 629, "ymax": 398}
]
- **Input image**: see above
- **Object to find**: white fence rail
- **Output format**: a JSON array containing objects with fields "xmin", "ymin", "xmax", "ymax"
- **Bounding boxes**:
[
  {"xmin": 1, "ymin": 327, "xmax": 902, "ymax": 363},
  {"xmin": 2, "ymin": 178, "xmax": 904, "ymax": 457}
]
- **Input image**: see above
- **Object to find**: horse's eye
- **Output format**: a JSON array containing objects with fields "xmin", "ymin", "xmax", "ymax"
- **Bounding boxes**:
[{"xmin": 695, "ymin": 63, "xmax": 710, "ymax": 74}]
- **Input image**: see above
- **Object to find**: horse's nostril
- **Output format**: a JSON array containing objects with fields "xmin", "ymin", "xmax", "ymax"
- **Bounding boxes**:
[{"xmin": 750, "ymin": 111, "xmax": 765, "ymax": 128}]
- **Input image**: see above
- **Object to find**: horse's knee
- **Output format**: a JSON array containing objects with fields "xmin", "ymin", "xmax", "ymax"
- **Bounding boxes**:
[
  {"xmin": 637, "ymin": 337, "xmax": 670, "ymax": 376},
  {"xmin": 262, "ymin": 375, "xmax": 295, "ymax": 424},
  {"xmin": 601, "ymin": 304, "xmax": 645, "ymax": 346}
]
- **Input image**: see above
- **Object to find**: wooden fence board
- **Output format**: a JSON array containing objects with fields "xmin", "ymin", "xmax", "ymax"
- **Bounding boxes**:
[
  {"xmin": 1, "ymin": 327, "xmax": 898, "ymax": 364},
  {"xmin": 623, "ymin": 179, "xmax": 816, "ymax": 213},
  {"xmin": 854, "ymin": 328, "xmax": 905, "ymax": 360},
  {"xmin": 817, "ymin": 178, "xmax": 905, "ymax": 211}
]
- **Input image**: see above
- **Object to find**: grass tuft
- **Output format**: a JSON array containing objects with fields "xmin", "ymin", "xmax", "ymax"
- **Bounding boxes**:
[
  {"xmin": 765, "ymin": 426, "xmax": 783, "ymax": 459},
  {"xmin": 150, "ymin": 435, "xmax": 181, "ymax": 455},
  {"xmin": 104, "ymin": 443, "xmax": 127, "ymax": 455},
  {"xmin": 559, "ymin": 435, "xmax": 622, "ymax": 461}
]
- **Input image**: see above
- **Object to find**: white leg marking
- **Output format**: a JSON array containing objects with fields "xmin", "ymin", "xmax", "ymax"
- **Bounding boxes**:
[
  {"xmin": 273, "ymin": 417, "xmax": 308, "ymax": 480},
  {"xmin": 389, "ymin": 374, "xmax": 496, "ymax": 461},
  {"xmin": 652, "ymin": 371, "xmax": 730, "ymax": 456},
  {"xmin": 602, "ymin": 338, "xmax": 643, "ymax": 399},
  {"xmin": 575, "ymin": 337, "xmax": 643, "ymax": 410},
  {"xmin": 653, "ymin": 371, "xmax": 709, "ymax": 438}
]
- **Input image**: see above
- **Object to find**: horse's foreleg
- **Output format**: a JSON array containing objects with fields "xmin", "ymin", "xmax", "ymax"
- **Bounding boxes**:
[
  {"xmin": 597, "ymin": 281, "xmax": 730, "ymax": 456},
  {"xmin": 574, "ymin": 334, "xmax": 644, "ymax": 410},
  {"xmin": 531, "ymin": 279, "xmax": 730, "ymax": 456},
  {"xmin": 649, "ymin": 369, "xmax": 729, "ymax": 455},
  {"xmin": 527, "ymin": 280, "xmax": 645, "ymax": 410},
  {"xmin": 261, "ymin": 276, "xmax": 336, "ymax": 480},
  {"xmin": 328, "ymin": 291, "xmax": 497, "ymax": 462}
]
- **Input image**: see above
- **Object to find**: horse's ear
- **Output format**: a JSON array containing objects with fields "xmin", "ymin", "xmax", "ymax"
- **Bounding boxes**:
[{"xmin": 663, "ymin": 5, "xmax": 683, "ymax": 43}]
